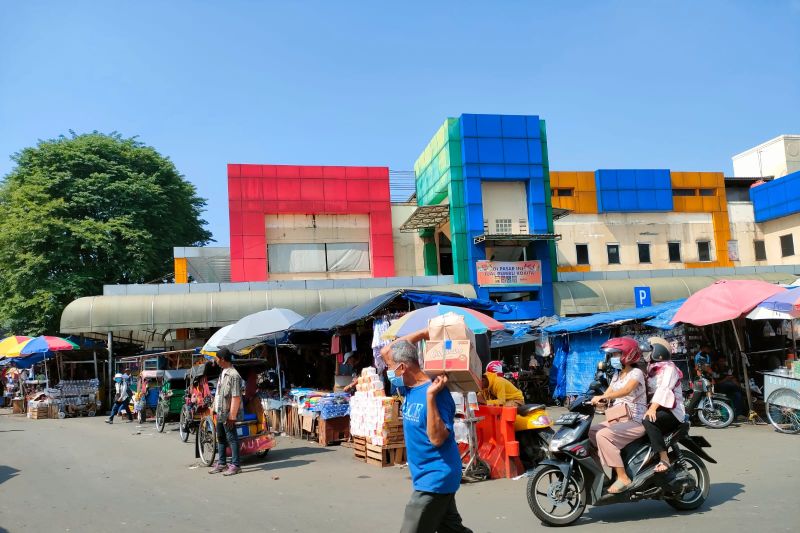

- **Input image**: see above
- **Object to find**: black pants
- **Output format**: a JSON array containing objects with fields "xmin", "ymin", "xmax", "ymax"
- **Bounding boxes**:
[
  {"xmin": 642, "ymin": 407, "xmax": 681, "ymax": 454},
  {"xmin": 401, "ymin": 491, "xmax": 472, "ymax": 533}
]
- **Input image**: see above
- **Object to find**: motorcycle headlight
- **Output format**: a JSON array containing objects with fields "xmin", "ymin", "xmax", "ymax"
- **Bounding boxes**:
[{"xmin": 549, "ymin": 426, "xmax": 581, "ymax": 452}]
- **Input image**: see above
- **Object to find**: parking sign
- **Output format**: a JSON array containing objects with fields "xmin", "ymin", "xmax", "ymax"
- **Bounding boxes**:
[{"xmin": 634, "ymin": 286, "xmax": 652, "ymax": 308}]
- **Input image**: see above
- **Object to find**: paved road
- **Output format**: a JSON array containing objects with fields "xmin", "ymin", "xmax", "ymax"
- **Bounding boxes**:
[{"xmin": 1, "ymin": 409, "xmax": 798, "ymax": 533}]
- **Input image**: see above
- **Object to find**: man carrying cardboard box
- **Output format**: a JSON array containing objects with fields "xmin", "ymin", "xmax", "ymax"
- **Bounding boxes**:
[{"xmin": 382, "ymin": 333, "xmax": 473, "ymax": 533}]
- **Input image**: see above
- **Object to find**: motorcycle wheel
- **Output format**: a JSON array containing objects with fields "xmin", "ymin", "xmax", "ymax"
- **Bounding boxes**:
[
  {"xmin": 526, "ymin": 464, "xmax": 586, "ymax": 527},
  {"xmin": 665, "ymin": 450, "xmax": 710, "ymax": 511},
  {"xmin": 697, "ymin": 398, "xmax": 734, "ymax": 429}
]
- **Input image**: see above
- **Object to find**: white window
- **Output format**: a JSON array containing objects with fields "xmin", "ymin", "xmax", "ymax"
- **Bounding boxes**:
[
  {"xmin": 495, "ymin": 219, "xmax": 512, "ymax": 234},
  {"xmin": 268, "ymin": 243, "xmax": 370, "ymax": 273}
]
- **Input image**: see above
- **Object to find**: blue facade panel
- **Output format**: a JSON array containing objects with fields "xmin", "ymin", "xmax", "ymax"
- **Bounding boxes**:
[
  {"xmin": 751, "ymin": 170, "xmax": 800, "ymax": 222},
  {"xmin": 595, "ymin": 169, "xmax": 673, "ymax": 212},
  {"xmin": 457, "ymin": 113, "xmax": 554, "ymax": 319}
]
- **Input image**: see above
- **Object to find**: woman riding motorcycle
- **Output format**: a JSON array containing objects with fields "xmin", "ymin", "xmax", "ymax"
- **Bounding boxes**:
[
  {"xmin": 589, "ymin": 337, "xmax": 648, "ymax": 494},
  {"xmin": 642, "ymin": 337, "xmax": 686, "ymax": 473}
]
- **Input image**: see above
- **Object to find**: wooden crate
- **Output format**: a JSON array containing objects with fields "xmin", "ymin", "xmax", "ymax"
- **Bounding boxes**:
[
  {"xmin": 12, "ymin": 398, "xmax": 24, "ymax": 414},
  {"xmin": 353, "ymin": 436, "xmax": 367, "ymax": 461},
  {"xmin": 318, "ymin": 416, "xmax": 350, "ymax": 446},
  {"xmin": 385, "ymin": 423, "xmax": 404, "ymax": 445},
  {"xmin": 30, "ymin": 407, "xmax": 50, "ymax": 419},
  {"xmin": 365, "ymin": 443, "xmax": 406, "ymax": 467}
]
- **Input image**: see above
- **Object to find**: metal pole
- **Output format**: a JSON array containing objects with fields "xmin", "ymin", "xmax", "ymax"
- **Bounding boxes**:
[
  {"xmin": 93, "ymin": 350, "xmax": 98, "ymax": 380},
  {"xmin": 731, "ymin": 321, "xmax": 754, "ymax": 415},
  {"xmin": 107, "ymin": 332, "xmax": 114, "ymax": 408}
]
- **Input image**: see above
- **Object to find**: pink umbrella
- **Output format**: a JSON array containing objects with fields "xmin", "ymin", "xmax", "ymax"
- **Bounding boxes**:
[
  {"xmin": 671, "ymin": 279, "xmax": 785, "ymax": 417},
  {"xmin": 670, "ymin": 279, "xmax": 785, "ymax": 326}
]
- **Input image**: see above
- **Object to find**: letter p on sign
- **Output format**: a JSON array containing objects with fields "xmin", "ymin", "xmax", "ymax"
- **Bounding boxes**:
[{"xmin": 634, "ymin": 286, "xmax": 652, "ymax": 308}]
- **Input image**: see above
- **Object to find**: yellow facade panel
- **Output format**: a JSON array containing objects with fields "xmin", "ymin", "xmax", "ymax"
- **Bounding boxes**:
[
  {"xmin": 174, "ymin": 258, "xmax": 188, "ymax": 284},
  {"xmin": 558, "ymin": 265, "xmax": 591, "ymax": 273},
  {"xmin": 577, "ymin": 172, "xmax": 596, "ymax": 192}
]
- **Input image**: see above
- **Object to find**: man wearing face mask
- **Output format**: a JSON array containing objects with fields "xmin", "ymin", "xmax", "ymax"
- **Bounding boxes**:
[{"xmin": 381, "ymin": 332, "xmax": 472, "ymax": 533}]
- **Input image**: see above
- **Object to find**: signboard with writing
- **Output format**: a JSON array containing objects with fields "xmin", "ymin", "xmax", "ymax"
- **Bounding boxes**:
[{"xmin": 476, "ymin": 260, "xmax": 542, "ymax": 287}]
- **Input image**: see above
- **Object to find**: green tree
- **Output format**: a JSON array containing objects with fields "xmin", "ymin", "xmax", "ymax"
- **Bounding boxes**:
[{"xmin": 0, "ymin": 132, "xmax": 212, "ymax": 334}]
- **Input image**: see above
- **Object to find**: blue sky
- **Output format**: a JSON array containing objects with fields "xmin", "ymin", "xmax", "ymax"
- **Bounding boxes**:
[{"xmin": 1, "ymin": 1, "xmax": 798, "ymax": 245}]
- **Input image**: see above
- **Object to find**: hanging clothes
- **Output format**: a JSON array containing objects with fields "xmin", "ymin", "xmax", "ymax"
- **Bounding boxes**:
[
  {"xmin": 331, "ymin": 334, "xmax": 341, "ymax": 355},
  {"xmin": 371, "ymin": 318, "xmax": 392, "ymax": 374}
]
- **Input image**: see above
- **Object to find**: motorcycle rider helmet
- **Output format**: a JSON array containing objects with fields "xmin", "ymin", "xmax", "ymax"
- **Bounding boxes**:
[
  {"xmin": 599, "ymin": 337, "xmax": 642, "ymax": 366},
  {"xmin": 646, "ymin": 337, "xmax": 672, "ymax": 362},
  {"xmin": 485, "ymin": 360, "xmax": 504, "ymax": 375}
]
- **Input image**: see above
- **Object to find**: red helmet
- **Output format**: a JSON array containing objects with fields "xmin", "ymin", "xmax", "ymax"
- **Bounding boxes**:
[
  {"xmin": 600, "ymin": 337, "xmax": 642, "ymax": 366},
  {"xmin": 485, "ymin": 360, "xmax": 504, "ymax": 375}
]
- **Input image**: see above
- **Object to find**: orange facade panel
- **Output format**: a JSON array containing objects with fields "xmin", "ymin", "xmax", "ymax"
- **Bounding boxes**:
[
  {"xmin": 174, "ymin": 258, "xmax": 188, "ymax": 284},
  {"xmin": 557, "ymin": 265, "xmax": 591, "ymax": 273}
]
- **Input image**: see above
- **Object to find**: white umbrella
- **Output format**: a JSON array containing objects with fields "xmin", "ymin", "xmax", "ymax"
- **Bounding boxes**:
[
  {"xmin": 222, "ymin": 308, "xmax": 304, "ymax": 353},
  {"xmin": 201, "ymin": 324, "xmax": 236, "ymax": 355},
  {"xmin": 221, "ymin": 308, "xmax": 304, "ymax": 403},
  {"xmin": 746, "ymin": 306, "xmax": 795, "ymax": 321}
]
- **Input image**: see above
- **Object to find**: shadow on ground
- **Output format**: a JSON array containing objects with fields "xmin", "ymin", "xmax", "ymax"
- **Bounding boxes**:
[
  {"xmin": 0, "ymin": 465, "xmax": 21, "ymax": 486},
  {"xmin": 577, "ymin": 482, "xmax": 745, "ymax": 525}
]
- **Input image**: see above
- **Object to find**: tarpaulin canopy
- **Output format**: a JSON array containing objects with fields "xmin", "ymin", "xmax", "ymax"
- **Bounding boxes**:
[
  {"xmin": 289, "ymin": 289, "xmax": 508, "ymax": 334},
  {"xmin": 642, "ymin": 299, "xmax": 688, "ymax": 330},
  {"xmin": 490, "ymin": 325, "xmax": 537, "ymax": 349},
  {"xmin": 543, "ymin": 299, "xmax": 687, "ymax": 334}
]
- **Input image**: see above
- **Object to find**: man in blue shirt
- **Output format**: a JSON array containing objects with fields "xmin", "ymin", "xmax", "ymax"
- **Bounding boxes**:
[{"xmin": 383, "ymin": 337, "xmax": 472, "ymax": 533}]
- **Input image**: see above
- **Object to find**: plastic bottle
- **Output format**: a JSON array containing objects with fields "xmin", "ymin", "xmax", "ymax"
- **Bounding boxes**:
[{"xmin": 467, "ymin": 391, "xmax": 479, "ymax": 415}]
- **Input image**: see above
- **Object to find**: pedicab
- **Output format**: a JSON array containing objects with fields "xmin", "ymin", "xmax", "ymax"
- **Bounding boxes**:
[
  {"xmin": 155, "ymin": 369, "xmax": 188, "ymax": 433},
  {"xmin": 132, "ymin": 369, "xmax": 165, "ymax": 424},
  {"xmin": 194, "ymin": 358, "xmax": 276, "ymax": 466},
  {"xmin": 178, "ymin": 361, "xmax": 215, "ymax": 443}
]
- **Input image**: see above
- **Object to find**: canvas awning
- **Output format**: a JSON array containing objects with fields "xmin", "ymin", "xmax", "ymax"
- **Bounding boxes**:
[{"xmin": 60, "ymin": 284, "xmax": 478, "ymax": 335}]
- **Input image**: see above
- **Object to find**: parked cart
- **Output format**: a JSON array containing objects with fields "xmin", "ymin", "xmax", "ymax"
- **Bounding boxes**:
[{"xmin": 49, "ymin": 379, "xmax": 101, "ymax": 418}]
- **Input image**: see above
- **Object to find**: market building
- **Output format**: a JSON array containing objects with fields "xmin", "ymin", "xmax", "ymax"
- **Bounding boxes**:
[{"xmin": 60, "ymin": 118, "xmax": 800, "ymax": 349}]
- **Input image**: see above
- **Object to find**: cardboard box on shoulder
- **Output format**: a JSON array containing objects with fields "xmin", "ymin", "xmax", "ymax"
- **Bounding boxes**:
[{"xmin": 423, "ymin": 312, "xmax": 483, "ymax": 393}]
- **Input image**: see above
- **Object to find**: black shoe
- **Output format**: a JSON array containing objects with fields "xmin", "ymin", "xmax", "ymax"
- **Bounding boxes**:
[{"xmin": 105, "ymin": 419, "xmax": 113, "ymax": 424}]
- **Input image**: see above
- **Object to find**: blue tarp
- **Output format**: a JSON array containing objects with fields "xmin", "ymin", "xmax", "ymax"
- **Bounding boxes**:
[
  {"xmin": 490, "ymin": 323, "xmax": 536, "ymax": 348},
  {"xmin": 642, "ymin": 299, "xmax": 686, "ymax": 330},
  {"xmin": 550, "ymin": 330, "xmax": 611, "ymax": 399},
  {"xmin": 4, "ymin": 352, "xmax": 55, "ymax": 369},
  {"xmin": 289, "ymin": 289, "xmax": 509, "ymax": 334},
  {"xmin": 543, "ymin": 299, "xmax": 687, "ymax": 334}
]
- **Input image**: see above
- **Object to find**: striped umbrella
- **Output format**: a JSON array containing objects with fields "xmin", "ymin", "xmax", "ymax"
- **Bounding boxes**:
[
  {"xmin": 0, "ymin": 336, "xmax": 32, "ymax": 358},
  {"xmin": 17, "ymin": 336, "xmax": 79, "ymax": 356},
  {"xmin": 381, "ymin": 304, "xmax": 506, "ymax": 340}
]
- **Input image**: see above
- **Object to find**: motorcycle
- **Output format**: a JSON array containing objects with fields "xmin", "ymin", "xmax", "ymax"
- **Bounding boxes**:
[
  {"xmin": 515, "ymin": 401, "xmax": 555, "ymax": 469},
  {"xmin": 525, "ymin": 363, "xmax": 715, "ymax": 527},
  {"xmin": 684, "ymin": 375, "xmax": 735, "ymax": 429}
]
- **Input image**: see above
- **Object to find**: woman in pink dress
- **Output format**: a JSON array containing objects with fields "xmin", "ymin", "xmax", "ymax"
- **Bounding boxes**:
[{"xmin": 589, "ymin": 337, "xmax": 647, "ymax": 494}]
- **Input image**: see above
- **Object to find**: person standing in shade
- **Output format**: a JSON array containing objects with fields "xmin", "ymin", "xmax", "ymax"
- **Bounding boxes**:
[
  {"xmin": 382, "ymin": 334, "xmax": 472, "ymax": 533},
  {"xmin": 209, "ymin": 348, "xmax": 243, "ymax": 476},
  {"xmin": 105, "ymin": 373, "xmax": 133, "ymax": 424}
]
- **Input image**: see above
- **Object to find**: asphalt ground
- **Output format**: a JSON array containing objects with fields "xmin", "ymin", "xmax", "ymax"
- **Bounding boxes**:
[{"xmin": 1, "ymin": 408, "xmax": 798, "ymax": 533}]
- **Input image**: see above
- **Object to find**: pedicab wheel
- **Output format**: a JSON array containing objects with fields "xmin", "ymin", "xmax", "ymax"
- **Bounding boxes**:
[
  {"xmin": 256, "ymin": 449, "xmax": 270, "ymax": 459},
  {"xmin": 766, "ymin": 388, "xmax": 800, "ymax": 434},
  {"xmin": 87, "ymin": 409, "xmax": 96, "ymax": 417},
  {"xmin": 155, "ymin": 402, "xmax": 166, "ymax": 433},
  {"xmin": 179, "ymin": 406, "xmax": 191, "ymax": 442},
  {"xmin": 526, "ymin": 464, "xmax": 586, "ymax": 527},
  {"xmin": 197, "ymin": 416, "xmax": 216, "ymax": 466},
  {"xmin": 58, "ymin": 411, "xmax": 66, "ymax": 419},
  {"xmin": 697, "ymin": 398, "xmax": 734, "ymax": 429},
  {"xmin": 665, "ymin": 450, "xmax": 710, "ymax": 511},
  {"xmin": 137, "ymin": 410, "xmax": 145, "ymax": 424}
]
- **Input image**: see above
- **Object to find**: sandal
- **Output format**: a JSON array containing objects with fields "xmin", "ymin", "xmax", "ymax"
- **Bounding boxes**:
[
  {"xmin": 654, "ymin": 460, "xmax": 670, "ymax": 473},
  {"xmin": 608, "ymin": 479, "xmax": 631, "ymax": 494}
]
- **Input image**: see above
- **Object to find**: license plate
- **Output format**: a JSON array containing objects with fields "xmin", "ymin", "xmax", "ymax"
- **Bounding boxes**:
[{"xmin": 556, "ymin": 413, "xmax": 580, "ymax": 425}]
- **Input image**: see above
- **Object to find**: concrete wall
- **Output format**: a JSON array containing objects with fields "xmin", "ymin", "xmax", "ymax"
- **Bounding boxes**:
[
  {"xmin": 554, "ymin": 212, "xmax": 715, "ymax": 270},
  {"xmin": 391, "ymin": 204, "xmax": 426, "ymax": 276},
  {"xmin": 481, "ymin": 181, "xmax": 529, "ymax": 233},
  {"xmin": 732, "ymin": 135, "xmax": 800, "ymax": 178}
]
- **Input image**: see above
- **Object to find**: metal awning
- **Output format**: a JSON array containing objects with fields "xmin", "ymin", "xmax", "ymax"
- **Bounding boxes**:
[
  {"xmin": 473, "ymin": 233, "xmax": 561, "ymax": 245},
  {"xmin": 552, "ymin": 207, "xmax": 571, "ymax": 221},
  {"xmin": 399, "ymin": 205, "xmax": 450, "ymax": 232},
  {"xmin": 60, "ymin": 284, "xmax": 478, "ymax": 335}
]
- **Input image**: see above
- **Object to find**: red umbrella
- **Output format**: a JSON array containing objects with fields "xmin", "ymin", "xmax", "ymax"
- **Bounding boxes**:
[{"xmin": 670, "ymin": 279, "xmax": 785, "ymax": 326}]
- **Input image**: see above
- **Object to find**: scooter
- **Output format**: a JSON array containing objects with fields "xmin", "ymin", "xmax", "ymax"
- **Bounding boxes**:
[
  {"xmin": 525, "ymin": 363, "xmax": 715, "ymax": 527},
  {"xmin": 500, "ymin": 371, "xmax": 556, "ymax": 469},
  {"xmin": 684, "ymin": 375, "xmax": 734, "ymax": 429}
]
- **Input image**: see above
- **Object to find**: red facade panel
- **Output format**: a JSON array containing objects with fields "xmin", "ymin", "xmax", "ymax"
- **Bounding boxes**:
[{"xmin": 227, "ymin": 164, "xmax": 395, "ymax": 281}]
